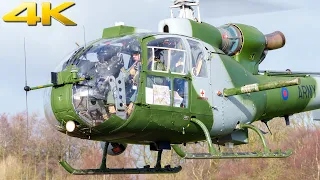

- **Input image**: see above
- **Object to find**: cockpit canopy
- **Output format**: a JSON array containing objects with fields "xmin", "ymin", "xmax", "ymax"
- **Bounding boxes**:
[
  {"xmin": 45, "ymin": 35, "xmax": 142, "ymax": 127},
  {"xmin": 63, "ymin": 35, "xmax": 141, "ymax": 73}
]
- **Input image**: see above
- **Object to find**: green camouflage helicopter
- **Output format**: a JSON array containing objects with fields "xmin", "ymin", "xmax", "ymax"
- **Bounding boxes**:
[{"xmin": 24, "ymin": 0, "xmax": 320, "ymax": 175}]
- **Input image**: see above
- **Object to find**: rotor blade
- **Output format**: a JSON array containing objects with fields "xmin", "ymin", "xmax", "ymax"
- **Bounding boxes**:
[{"xmin": 199, "ymin": 0, "xmax": 298, "ymax": 19}]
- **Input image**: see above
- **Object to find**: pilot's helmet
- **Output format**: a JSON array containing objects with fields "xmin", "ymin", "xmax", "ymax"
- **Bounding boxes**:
[
  {"xmin": 154, "ymin": 49, "xmax": 162, "ymax": 60},
  {"xmin": 130, "ymin": 44, "xmax": 141, "ymax": 55},
  {"xmin": 162, "ymin": 38, "xmax": 179, "ymax": 48},
  {"xmin": 162, "ymin": 39, "xmax": 172, "ymax": 48},
  {"xmin": 97, "ymin": 46, "xmax": 116, "ymax": 62}
]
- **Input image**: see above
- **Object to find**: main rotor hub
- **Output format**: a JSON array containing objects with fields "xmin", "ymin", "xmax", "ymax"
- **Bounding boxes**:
[
  {"xmin": 170, "ymin": 0, "xmax": 201, "ymax": 22},
  {"xmin": 173, "ymin": 0, "xmax": 197, "ymax": 5}
]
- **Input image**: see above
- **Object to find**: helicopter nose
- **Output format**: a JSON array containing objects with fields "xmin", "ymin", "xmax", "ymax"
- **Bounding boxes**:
[{"xmin": 45, "ymin": 37, "xmax": 141, "ymax": 130}]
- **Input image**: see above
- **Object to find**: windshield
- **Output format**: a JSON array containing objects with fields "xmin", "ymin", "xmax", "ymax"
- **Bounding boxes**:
[{"xmin": 66, "ymin": 35, "xmax": 141, "ymax": 125}]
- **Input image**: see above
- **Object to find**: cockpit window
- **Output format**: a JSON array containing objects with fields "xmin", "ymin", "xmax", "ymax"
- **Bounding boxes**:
[
  {"xmin": 170, "ymin": 50, "xmax": 186, "ymax": 74},
  {"xmin": 147, "ymin": 37, "xmax": 184, "ymax": 49},
  {"xmin": 147, "ymin": 37, "xmax": 186, "ymax": 74},
  {"xmin": 61, "ymin": 35, "xmax": 142, "ymax": 125},
  {"xmin": 68, "ymin": 37, "xmax": 140, "ymax": 72},
  {"xmin": 60, "ymin": 46, "xmax": 85, "ymax": 71},
  {"xmin": 151, "ymin": 48, "xmax": 169, "ymax": 72},
  {"xmin": 187, "ymin": 39, "xmax": 207, "ymax": 77}
]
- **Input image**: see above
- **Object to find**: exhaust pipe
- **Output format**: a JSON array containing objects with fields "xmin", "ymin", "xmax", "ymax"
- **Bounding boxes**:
[{"xmin": 265, "ymin": 31, "xmax": 286, "ymax": 50}]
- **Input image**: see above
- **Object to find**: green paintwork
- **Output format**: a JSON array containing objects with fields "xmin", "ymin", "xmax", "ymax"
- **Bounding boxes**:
[
  {"xmin": 51, "ymin": 66, "xmax": 89, "ymax": 130},
  {"xmin": 189, "ymin": 20, "xmax": 222, "ymax": 48},
  {"xmin": 190, "ymin": 118, "xmax": 217, "ymax": 154},
  {"xmin": 102, "ymin": 25, "xmax": 136, "ymax": 39},
  {"xmin": 239, "ymin": 124, "xmax": 269, "ymax": 152},
  {"xmin": 232, "ymin": 24, "xmax": 266, "ymax": 74},
  {"xmin": 256, "ymin": 75, "xmax": 317, "ymax": 120},
  {"xmin": 29, "ymin": 78, "xmax": 88, "ymax": 91},
  {"xmin": 188, "ymin": 22, "xmax": 266, "ymax": 74}
]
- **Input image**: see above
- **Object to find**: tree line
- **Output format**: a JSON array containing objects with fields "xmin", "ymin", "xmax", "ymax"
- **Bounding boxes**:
[{"xmin": 0, "ymin": 112, "xmax": 319, "ymax": 180}]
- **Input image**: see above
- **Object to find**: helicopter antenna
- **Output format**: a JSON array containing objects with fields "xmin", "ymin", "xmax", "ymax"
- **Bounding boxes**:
[
  {"xmin": 83, "ymin": 26, "xmax": 87, "ymax": 48},
  {"xmin": 23, "ymin": 37, "xmax": 29, "ymax": 140}
]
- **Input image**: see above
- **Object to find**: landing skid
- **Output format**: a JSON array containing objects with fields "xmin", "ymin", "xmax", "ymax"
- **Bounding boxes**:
[
  {"xmin": 60, "ymin": 142, "xmax": 182, "ymax": 175},
  {"xmin": 60, "ymin": 161, "xmax": 182, "ymax": 175},
  {"xmin": 185, "ymin": 151, "xmax": 292, "ymax": 159},
  {"xmin": 172, "ymin": 118, "xmax": 293, "ymax": 159},
  {"xmin": 172, "ymin": 145, "xmax": 292, "ymax": 159}
]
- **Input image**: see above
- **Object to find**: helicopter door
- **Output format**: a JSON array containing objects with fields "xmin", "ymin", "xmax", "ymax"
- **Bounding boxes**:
[
  {"xmin": 186, "ymin": 39, "xmax": 212, "ymax": 115},
  {"xmin": 144, "ymin": 36, "xmax": 189, "ymax": 109}
]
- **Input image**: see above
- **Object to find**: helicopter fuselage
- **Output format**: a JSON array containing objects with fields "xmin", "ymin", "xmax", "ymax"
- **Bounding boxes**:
[{"xmin": 44, "ymin": 22, "xmax": 320, "ymax": 147}]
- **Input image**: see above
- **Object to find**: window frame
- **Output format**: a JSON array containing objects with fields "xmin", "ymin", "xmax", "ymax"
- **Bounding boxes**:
[
  {"xmin": 142, "ymin": 35, "xmax": 191, "ymax": 110},
  {"xmin": 147, "ymin": 46, "xmax": 187, "ymax": 75}
]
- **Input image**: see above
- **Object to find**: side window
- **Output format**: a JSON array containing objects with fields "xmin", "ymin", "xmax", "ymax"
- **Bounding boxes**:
[
  {"xmin": 145, "ymin": 76, "xmax": 188, "ymax": 108},
  {"xmin": 147, "ymin": 37, "xmax": 187, "ymax": 74},
  {"xmin": 152, "ymin": 48, "xmax": 169, "ymax": 72},
  {"xmin": 145, "ymin": 37, "xmax": 189, "ymax": 109},
  {"xmin": 173, "ymin": 78, "xmax": 188, "ymax": 108},
  {"xmin": 170, "ymin": 50, "xmax": 186, "ymax": 74},
  {"xmin": 187, "ymin": 39, "xmax": 208, "ymax": 77},
  {"xmin": 146, "ymin": 75, "xmax": 171, "ymax": 106}
]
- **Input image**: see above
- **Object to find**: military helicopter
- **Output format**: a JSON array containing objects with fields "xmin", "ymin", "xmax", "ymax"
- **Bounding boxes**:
[{"xmin": 23, "ymin": 0, "xmax": 319, "ymax": 175}]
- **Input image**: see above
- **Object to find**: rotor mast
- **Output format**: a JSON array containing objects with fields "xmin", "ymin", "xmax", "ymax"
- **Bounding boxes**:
[{"xmin": 170, "ymin": 0, "xmax": 201, "ymax": 22}]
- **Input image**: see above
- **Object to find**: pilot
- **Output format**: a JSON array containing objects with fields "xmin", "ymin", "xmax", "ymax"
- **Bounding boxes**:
[
  {"xmin": 127, "ymin": 44, "xmax": 141, "ymax": 69},
  {"xmin": 192, "ymin": 53, "xmax": 205, "ymax": 77},
  {"xmin": 147, "ymin": 48, "xmax": 165, "ymax": 71},
  {"xmin": 171, "ymin": 51, "xmax": 184, "ymax": 74},
  {"xmin": 122, "ymin": 44, "xmax": 141, "ymax": 109},
  {"xmin": 146, "ymin": 49, "xmax": 169, "ymax": 89},
  {"xmin": 123, "ymin": 44, "xmax": 141, "ymax": 84},
  {"xmin": 152, "ymin": 49, "xmax": 167, "ymax": 71}
]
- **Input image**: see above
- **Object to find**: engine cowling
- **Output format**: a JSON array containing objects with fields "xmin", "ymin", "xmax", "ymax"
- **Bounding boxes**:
[
  {"xmin": 218, "ymin": 24, "xmax": 243, "ymax": 56},
  {"xmin": 218, "ymin": 23, "xmax": 286, "ymax": 74}
]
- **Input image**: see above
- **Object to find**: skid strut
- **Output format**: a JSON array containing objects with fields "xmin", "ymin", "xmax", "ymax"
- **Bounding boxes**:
[
  {"xmin": 60, "ymin": 142, "xmax": 182, "ymax": 175},
  {"xmin": 172, "ymin": 118, "xmax": 292, "ymax": 159}
]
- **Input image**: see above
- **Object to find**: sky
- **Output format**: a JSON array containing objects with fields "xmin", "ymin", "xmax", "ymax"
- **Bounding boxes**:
[{"xmin": 0, "ymin": 0, "xmax": 319, "ymax": 116}]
